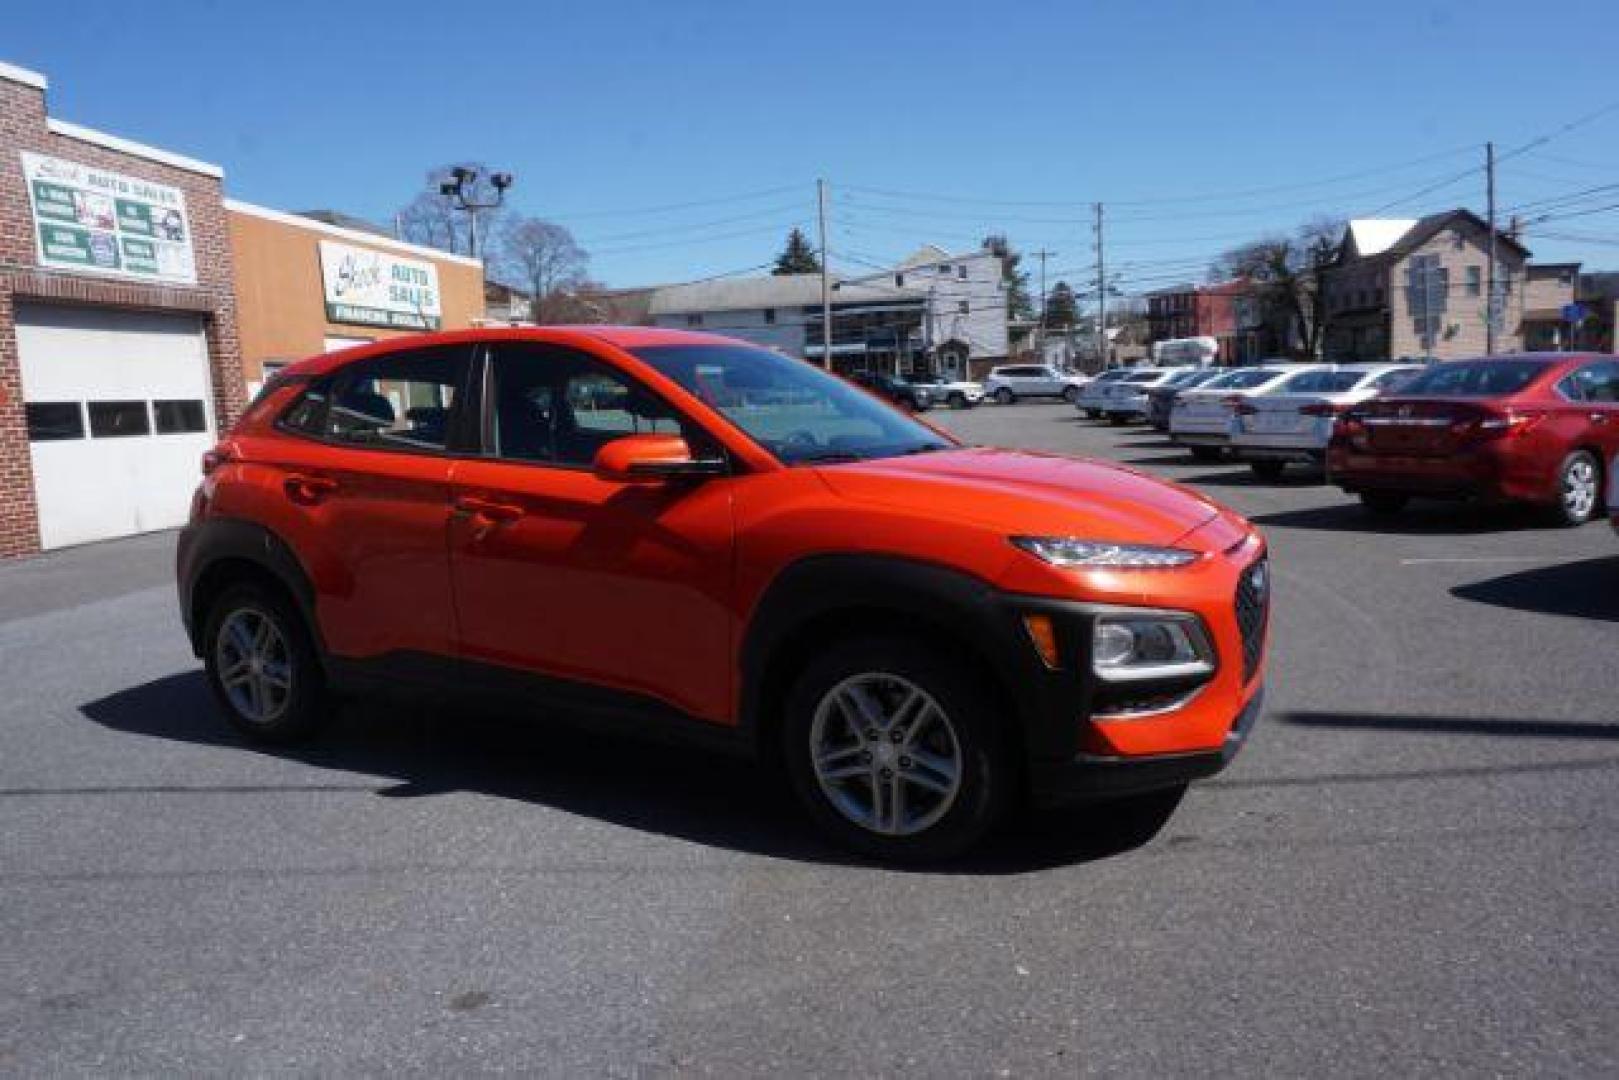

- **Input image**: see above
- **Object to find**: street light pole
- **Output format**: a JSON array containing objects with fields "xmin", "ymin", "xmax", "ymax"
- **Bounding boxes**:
[{"xmin": 440, "ymin": 166, "xmax": 514, "ymax": 260}]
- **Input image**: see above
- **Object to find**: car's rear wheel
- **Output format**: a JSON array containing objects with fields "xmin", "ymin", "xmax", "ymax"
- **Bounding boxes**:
[
  {"xmin": 1189, "ymin": 446, "xmax": 1222, "ymax": 462},
  {"xmin": 782, "ymin": 636, "xmax": 1011, "ymax": 862},
  {"xmin": 995, "ymin": 387, "xmax": 1015, "ymax": 405},
  {"xmin": 949, "ymin": 392, "xmax": 968, "ymax": 409},
  {"xmin": 1063, "ymin": 385, "xmax": 1080, "ymax": 403},
  {"xmin": 1552, "ymin": 450, "xmax": 1601, "ymax": 526},
  {"xmin": 1250, "ymin": 460, "xmax": 1286, "ymax": 481},
  {"xmin": 1359, "ymin": 491, "xmax": 1409, "ymax": 516},
  {"xmin": 203, "ymin": 583, "xmax": 327, "ymax": 744}
]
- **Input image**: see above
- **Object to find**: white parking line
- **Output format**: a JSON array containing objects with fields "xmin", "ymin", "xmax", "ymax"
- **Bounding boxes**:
[{"xmin": 1399, "ymin": 556, "xmax": 1556, "ymax": 566}]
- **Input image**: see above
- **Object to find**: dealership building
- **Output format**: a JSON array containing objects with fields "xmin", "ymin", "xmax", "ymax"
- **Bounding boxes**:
[{"xmin": 0, "ymin": 60, "xmax": 483, "ymax": 558}]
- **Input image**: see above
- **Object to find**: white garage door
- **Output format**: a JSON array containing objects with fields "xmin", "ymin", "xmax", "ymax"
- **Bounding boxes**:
[{"xmin": 17, "ymin": 304, "xmax": 214, "ymax": 550}]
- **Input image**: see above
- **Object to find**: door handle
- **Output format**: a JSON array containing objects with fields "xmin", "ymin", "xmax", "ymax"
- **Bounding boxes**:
[
  {"xmin": 453, "ymin": 495, "xmax": 524, "ymax": 523},
  {"xmin": 284, "ymin": 474, "xmax": 338, "ymax": 504},
  {"xmin": 1592, "ymin": 413, "xmax": 1609, "ymax": 424}
]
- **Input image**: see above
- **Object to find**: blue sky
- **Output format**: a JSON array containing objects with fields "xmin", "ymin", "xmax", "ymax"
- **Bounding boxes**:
[{"xmin": 8, "ymin": 0, "xmax": 1618, "ymax": 293}]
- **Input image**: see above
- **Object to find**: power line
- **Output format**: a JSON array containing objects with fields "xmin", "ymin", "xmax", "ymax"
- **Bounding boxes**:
[
  {"xmin": 538, "ymin": 184, "xmax": 804, "ymax": 221},
  {"xmin": 575, "ymin": 202, "xmax": 808, "ymax": 245}
]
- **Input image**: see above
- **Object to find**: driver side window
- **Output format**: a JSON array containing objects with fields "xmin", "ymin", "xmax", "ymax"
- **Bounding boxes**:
[{"xmin": 487, "ymin": 345, "xmax": 685, "ymax": 467}]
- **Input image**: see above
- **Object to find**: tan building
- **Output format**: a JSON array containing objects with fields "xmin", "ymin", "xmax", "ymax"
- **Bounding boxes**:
[
  {"xmin": 1323, "ymin": 210, "xmax": 1533, "ymax": 361},
  {"xmin": 228, "ymin": 200, "xmax": 484, "ymax": 391},
  {"xmin": 1520, "ymin": 262, "xmax": 1581, "ymax": 351}
]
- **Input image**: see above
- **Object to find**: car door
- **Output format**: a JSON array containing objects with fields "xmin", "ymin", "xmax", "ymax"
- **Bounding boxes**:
[
  {"xmin": 1569, "ymin": 360, "xmax": 1619, "ymax": 464},
  {"xmin": 265, "ymin": 343, "xmax": 472, "ymax": 661},
  {"xmin": 447, "ymin": 340, "xmax": 738, "ymax": 723}
]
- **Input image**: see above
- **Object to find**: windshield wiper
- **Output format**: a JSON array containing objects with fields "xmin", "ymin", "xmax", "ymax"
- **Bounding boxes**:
[
  {"xmin": 792, "ymin": 451, "xmax": 866, "ymax": 464},
  {"xmin": 897, "ymin": 443, "xmax": 948, "ymax": 455}
]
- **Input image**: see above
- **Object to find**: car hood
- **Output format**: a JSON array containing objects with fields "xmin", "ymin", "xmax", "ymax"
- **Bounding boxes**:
[{"xmin": 814, "ymin": 447, "xmax": 1226, "ymax": 547}]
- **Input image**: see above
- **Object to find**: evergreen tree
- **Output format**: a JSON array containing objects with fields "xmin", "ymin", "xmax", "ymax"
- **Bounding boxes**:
[
  {"xmin": 982, "ymin": 234, "xmax": 1034, "ymax": 320},
  {"xmin": 772, "ymin": 228, "xmax": 823, "ymax": 275},
  {"xmin": 1045, "ymin": 281, "xmax": 1079, "ymax": 327}
]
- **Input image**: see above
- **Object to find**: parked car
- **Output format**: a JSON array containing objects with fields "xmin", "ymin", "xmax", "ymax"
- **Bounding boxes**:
[
  {"xmin": 1170, "ymin": 366, "xmax": 1320, "ymax": 461},
  {"xmin": 1611, "ymin": 451, "xmax": 1618, "ymax": 536},
  {"xmin": 984, "ymin": 364, "xmax": 1089, "ymax": 404},
  {"xmin": 919, "ymin": 375, "xmax": 985, "ymax": 409},
  {"xmin": 1099, "ymin": 368, "xmax": 1185, "ymax": 425},
  {"xmin": 1075, "ymin": 368, "xmax": 1135, "ymax": 418},
  {"xmin": 1231, "ymin": 364, "xmax": 1420, "ymax": 478},
  {"xmin": 1146, "ymin": 368, "xmax": 1228, "ymax": 431},
  {"xmin": 1328, "ymin": 354, "xmax": 1619, "ymax": 525},
  {"xmin": 177, "ymin": 327, "xmax": 1269, "ymax": 861},
  {"xmin": 852, "ymin": 371, "xmax": 932, "ymax": 411}
]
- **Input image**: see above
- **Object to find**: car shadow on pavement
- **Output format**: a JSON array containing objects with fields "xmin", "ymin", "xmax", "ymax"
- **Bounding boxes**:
[
  {"xmin": 1175, "ymin": 469, "xmax": 1327, "ymax": 489},
  {"xmin": 1278, "ymin": 710, "xmax": 1619, "ymax": 740},
  {"xmin": 1451, "ymin": 556, "xmax": 1619, "ymax": 623},
  {"xmin": 1247, "ymin": 500, "xmax": 1555, "ymax": 536},
  {"xmin": 78, "ymin": 671, "xmax": 1178, "ymax": 875}
]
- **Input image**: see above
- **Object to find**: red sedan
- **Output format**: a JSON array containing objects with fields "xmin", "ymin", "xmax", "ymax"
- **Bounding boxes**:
[{"xmin": 1328, "ymin": 354, "xmax": 1619, "ymax": 525}]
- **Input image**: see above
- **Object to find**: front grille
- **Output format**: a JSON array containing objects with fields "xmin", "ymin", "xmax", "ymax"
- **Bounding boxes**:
[{"xmin": 1235, "ymin": 556, "xmax": 1269, "ymax": 684}]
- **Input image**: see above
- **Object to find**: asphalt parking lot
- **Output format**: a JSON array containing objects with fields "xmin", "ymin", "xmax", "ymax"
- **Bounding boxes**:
[{"xmin": 3, "ymin": 402, "xmax": 1617, "ymax": 1075}]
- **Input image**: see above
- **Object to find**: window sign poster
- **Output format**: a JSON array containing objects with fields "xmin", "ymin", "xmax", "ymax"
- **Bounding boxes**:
[{"xmin": 21, "ymin": 151, "xmax": 197, "ymax": 284}]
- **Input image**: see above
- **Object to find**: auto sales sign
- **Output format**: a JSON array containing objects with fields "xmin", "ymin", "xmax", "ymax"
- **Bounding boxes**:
[
  {"xmin": 22, "ymin": 152, "xmax": 197, "ymax": 284},
  {"xmin": 318, "ymin": 240, "xmax": 442, "ymax": 331}
]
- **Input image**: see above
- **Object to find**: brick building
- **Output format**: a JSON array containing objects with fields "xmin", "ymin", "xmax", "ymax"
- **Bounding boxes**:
[
  {"xmin": 1, "ymin": 60, "xmax": 243, "ymax": 557},
  {"xmin": 1145, "ymin": 280, "xmax": 1262, "ymax": 364}
]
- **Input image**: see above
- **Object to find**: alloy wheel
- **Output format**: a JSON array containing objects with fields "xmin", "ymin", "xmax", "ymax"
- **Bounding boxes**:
[
  {"xmin": 1563, "ymin": 456, "xmax": 1598, "ymax": 521},
  {"xmin": 214, "ymin": 607, "xmax": 293, "ymax": 725},
  {"xmin": 809, "ymin": 673, "xmax": 962, "ymax": 837}
]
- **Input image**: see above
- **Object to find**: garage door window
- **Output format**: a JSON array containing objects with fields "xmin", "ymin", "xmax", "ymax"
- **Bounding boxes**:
[
  {"xmin": 88, "ymin": 401, "xmax": 151, "ymax": 438},
  {"xmin": 25, "ymin": 402, "xmax": 86, "ymax": 441},
  {"xmin": 153, "ymin": 399, "xmax": 208, "ymax": 434}
]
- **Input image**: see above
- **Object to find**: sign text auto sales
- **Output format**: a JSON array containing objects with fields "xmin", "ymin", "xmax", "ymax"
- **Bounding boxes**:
[{"xmin": 318, "ymin": 240, "xmax": 443, "ymax": 330}]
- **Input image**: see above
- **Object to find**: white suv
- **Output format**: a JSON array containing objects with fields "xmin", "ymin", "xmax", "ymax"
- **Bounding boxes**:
[{"xmin": 984, "ymin": 364, "xmax": 1089, "ymax": 404}]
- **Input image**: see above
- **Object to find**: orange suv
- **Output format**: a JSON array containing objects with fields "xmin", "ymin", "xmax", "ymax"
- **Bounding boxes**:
[{"xmin": 178, "ymin": 328, "xmax": 1268, "ymax": 860}]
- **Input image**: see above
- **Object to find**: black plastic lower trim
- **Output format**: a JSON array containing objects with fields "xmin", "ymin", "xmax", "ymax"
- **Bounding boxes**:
[{"xmin": 1027, "ymin": 685, "xmax": 1264, "ymax": 806}]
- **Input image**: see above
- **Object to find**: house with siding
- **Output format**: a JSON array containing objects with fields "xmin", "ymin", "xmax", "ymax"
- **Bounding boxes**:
[{"xmin": 1321, "ymin": 210, "xmax": 1537, "ymax": 361}]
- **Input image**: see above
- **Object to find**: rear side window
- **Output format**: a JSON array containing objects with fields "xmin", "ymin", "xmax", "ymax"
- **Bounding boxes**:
[
  {"xmin": 1398, "ymin": 360, "xmax": 1547, "ymax": 397},
  {"xmin": 1217, "ymin": 369, "xmax": 1284, "ymax": 391},
  {"xmin": 321, "ymin": 346, "xmax": 470, "ymax": 450},
  {"xmin": 1564, "ymin": 362, "xmax": 1619, "ymax": 404}
]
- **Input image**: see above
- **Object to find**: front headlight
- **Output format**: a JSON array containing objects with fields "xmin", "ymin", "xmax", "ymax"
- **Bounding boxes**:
[
  {"xmin": 1011, "ymin": 536, "xmax": 1200, "ymax": 569},
  {"xmin": 1092, "ymin": 613, "xmax": 1214, "ymax": 682}
]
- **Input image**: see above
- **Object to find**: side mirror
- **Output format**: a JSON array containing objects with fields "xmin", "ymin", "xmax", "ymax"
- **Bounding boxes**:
[{"xmin": 593, "ymin": 434, "xmax": 727, "ymax": 484}]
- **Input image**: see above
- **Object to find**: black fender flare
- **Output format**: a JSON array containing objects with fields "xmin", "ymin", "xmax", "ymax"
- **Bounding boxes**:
[
  {"xmin": 176, "ymin": 517, "xmax": 323, "ymax": 657},
  {"xmin": 736, "ymin": 554, "xmax": 1062, "ymax": 757}
]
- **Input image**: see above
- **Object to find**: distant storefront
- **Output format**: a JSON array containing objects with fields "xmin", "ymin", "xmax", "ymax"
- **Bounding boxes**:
[{"xmin": 228, "ymin": 201, "xmax": 484, "ymax": 393}]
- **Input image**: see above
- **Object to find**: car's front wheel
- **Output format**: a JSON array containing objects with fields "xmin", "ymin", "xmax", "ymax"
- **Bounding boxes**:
[
  {"xmin": 1063, "ymin": 385, "xmax": 1081, "ymax": 403},
  {"xmin": 1189, "ymin": 445, "xmax": 1222, "ymax": 462},
  {"xmin": 994, "ymin": 387, "xmax": 1015, "ymax": 405},
  {"xmin": 1250, "ymin": 460, "xmax": 1286, "ymax": 481},
  {"xmin": 203, "ymin": 583, "xmax": 328, "ymax": 744},
  {"xmin": 782, "ymin": 636, "xmax": 1011, "ymax": 862},
  {"xmin": 1552, "ymin": 450, "xmax": 1601, "ymax": 526}
]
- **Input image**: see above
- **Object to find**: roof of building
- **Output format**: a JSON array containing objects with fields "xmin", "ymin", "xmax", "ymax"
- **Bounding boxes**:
[
  {"xmin": 648, "ymin": 273, "xmax": 923, "ymax": 316},
  {"xmin": 1346, "ymin": 219, "xmax": 1419, "ymax": 257},
  {"xmin": 297, "ymin": 209, "xmax": 393, "ymax": 238},
  {"xmin": 1344, "ymin": 209, "xmax": 1531, "ymax": 263}
]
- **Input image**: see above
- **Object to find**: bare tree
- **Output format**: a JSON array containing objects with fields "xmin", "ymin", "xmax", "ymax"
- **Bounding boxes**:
[
  {"xmin": 1211, "ymin": 216, "xmax": 1344, "ymax": 358},
  {"xmin": 496, "ymin": 216, "xmax": 590, "ymax": 324},
  {"xmin": 395, "ymin": 162, "xmax": 512, "ymax": 258}
]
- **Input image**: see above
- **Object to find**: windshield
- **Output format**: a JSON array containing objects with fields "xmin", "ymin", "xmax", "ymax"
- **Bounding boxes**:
[
  {"xmin": 632, "ymin": 344, "xmax": 953, "ymax": 465},
  {"xmin": 1394, "ymin": 360, "xmax": 1549, "ymax": 397}
]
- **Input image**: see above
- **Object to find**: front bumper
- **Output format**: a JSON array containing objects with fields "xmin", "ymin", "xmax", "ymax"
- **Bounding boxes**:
[{"xmin": 1029, "ymin": 686, "xmax": 1263, "ymax": 805}]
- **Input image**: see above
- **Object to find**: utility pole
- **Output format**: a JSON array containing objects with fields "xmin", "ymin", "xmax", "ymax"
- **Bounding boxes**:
[
  {"xmin": 1032, "ymin": 249, "xmax": 1056, "ymax": 357},
  {"xmin": 440, "ymin": 166, "xmax": 513, "ymax": 260},
  {"xmin": 1485, "ymin": 141, "xmax": 1498, "ymax": 355},
  {"xmin": 1093, "ymin": 203, "xmax": 1107, "ymax": 368},
  {"xmin": 817, "ymin": 179, "xmax": 833, "ymax": 370}
]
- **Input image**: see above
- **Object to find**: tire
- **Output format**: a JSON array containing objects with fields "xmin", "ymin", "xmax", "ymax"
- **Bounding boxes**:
[
  {"xmin": 781, "ymin": 635, "xmax": 1012, "ymax": 862},
  {"xmin": 1189, "ymin": 445, "xmax": 1223, "ymax": 462},
  {"xmin": 1063, "ymin": 385, "xmax": 1081, "ymax": 403},
  {"xmin": 1250, "ymin": 460, "xmax": 1286, "ymax": 481},
  {"xmin": 202, "ymin": 582, "xmax": 328, "ymax": 744},
  {"xmin": 1084, "ymin": 409, "xmax": 1101, "ymax": 420},
  {"xmin": 1359, "ymin": 491, "xmax": 1409, "ymax": 516},
  {"xmin": 1550, "ymin": 450, "xmax": 1601, "ymax": 526},
  {"xmin": 994, "ymin": 387, "xmax": 1015, "ymax": 405},
  {"xmin": 1107, "ymin": 413, "xmax": 1127, "ymax": 426},
  {"xmin": 949, "ymin": 392, "xmax": 968, "ymax": 410}
]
